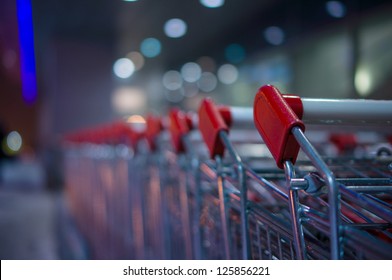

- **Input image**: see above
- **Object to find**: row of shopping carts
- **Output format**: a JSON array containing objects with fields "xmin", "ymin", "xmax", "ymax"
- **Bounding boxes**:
[{"xmin": 63, "ymin": 84, "xmax": 392, "ymax": 259}]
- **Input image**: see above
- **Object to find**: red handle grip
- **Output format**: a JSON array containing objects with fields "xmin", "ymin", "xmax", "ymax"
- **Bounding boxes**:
[
  {"xmin": 254, "ymin": 85, "xmax": 305, "ymax": 169},
  {"xmin": 110, "ymin": 121, "xmax": 142, "ymax": 149},
  {"xmin": 145, "ymin": 114, "xmax": 163, "ymax": 151},
  {"xmin": 169, "ymin": 108, "xmax": 192, "ymax": 153},
  {"xmin": 217, "ymin": 105, "xmax": 232, "ymax": 128},
  {"xmin": 198, "ymin": 98, "xmax": 229, "ymax": 158},
  {"xmin": 329, "ymin": 134, "xmax": 357, "ymax": 153}
]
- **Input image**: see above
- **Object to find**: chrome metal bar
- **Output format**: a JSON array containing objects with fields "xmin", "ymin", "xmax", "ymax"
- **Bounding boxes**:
[
  {"xmin": 284, "ymin": 161, "xmax": 307, "ymax": 260},
  {"xmin": 292, "ymin": 127, "xmax": 341, "ymax": 259},
  {"xmin": 215, "ymin": 155, "xmax": 232, "ymax": 259},
  {"xmin": 220, "ymin": 130, "xmax": 251, "ymax": 259},
  {"xmin": 339, "ymin": 184, "xmax": 392, "ymax": 223}
]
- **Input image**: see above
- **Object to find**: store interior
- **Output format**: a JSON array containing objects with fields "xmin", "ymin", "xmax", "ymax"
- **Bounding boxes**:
[{"xmin": 0, "ymin": 0, "xmax": 391, "ymax": 259}]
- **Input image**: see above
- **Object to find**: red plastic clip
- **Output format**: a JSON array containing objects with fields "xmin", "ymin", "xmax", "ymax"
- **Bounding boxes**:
[
  {"xmin": 110, "ymin": 121, "xmax": 142, "ymax": 149},
  {"xmin": 169, "ymin": 108, "xmax": 192, "ymax": 153},
  {"xmin": 253, "ymin": 85, "xmax": 305, "ymax": 169},
  {"xmin": 217, "ymin": 105, "xmax": 233, "ymax": 128},
  {"xmin": 330, "ymin": 134, "xmax": 357, "ymax": 153},
  {"xmin": 282, "ymin": 94, "xmax": 304, "ymax": 119},
  {"xmin": 145, "ymin": 115, "xmax": 163, "ymax": 151},
  {"xmin": 198, "ymin": 98, "xmax": 229, "ymax": 158}
]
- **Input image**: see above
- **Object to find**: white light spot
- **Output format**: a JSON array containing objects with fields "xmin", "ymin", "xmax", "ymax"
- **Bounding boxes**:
[
  {"xmin": 264, "ymin": 26, "xmax": 285, "ymax": 46},
  {"xmin": 164, "ymin": 18, "xmax": 187, "ymax": 38},
  {"xmin": 163, "ymin": 70, "xmax": 183, "ymax": 91},
  {"xmin": 113, "ymin": 58, "xmax": 135, "ymax": 79},
  {"xmin": 326, "ymin": 1, "xmax": 346, "ymax": 18},
  {"xmin": 197, "ymin": 72, "xmax": 218, "ymax": 92},
  {"xmin": 181, "ymin": 62, "xmax": 202, "ymax": 82},
  {"xmin": 6, "ymin": 131, "xmax": 22, "ymax": 152},
  {"xmin": 112, "ymin": 87, "xmax": 146, "ymax": 113},
  {"xmin": 126, "ymin": 115, "xmax": 146, "ymax": 124},
  {"xmin": 217, "ymin": 64, "xmax": 239, "ymax": 84},
  {"xmin": 355, "ymin": 68, "xmax": 372, "ymax": 96},
  {"xmin": 200, "ymin": 0, "xmax": 225, "ymax": 8}
]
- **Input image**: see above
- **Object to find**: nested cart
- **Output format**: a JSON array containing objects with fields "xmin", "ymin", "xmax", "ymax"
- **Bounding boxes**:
[{"xmin": 63, "ymin": 84, "xmax": 392, "ymax": 259}]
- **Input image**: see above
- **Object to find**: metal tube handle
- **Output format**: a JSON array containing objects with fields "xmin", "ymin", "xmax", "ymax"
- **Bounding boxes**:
[{"xmin": 301, "ymin": 98, "xmax": 392, "ymax": 126}]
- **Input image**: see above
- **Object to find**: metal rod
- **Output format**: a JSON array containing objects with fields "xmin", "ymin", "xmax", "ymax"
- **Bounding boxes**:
[
  {"xmin": 292, "ymin": 127, "xmax": 341, "ymax": 260},
  {"xmin": 215, "ymin": 155, "xmax": 232, "ymax": 259},
  {"xmin": 284, "ymin": 161, "xmax": 307, "ymax": 260},
  {"xmin": 339, "ymin": 184, "xmax": 392, "ymax": 223},
  {"xmin": 215, "ymin": 98, "xmax": 392, "ymax": 128},
  {"xmin": 230, "ymin": 107, "xmax": 255, "ymax": 128},
  {"xmin": 179, "ymin": 156, "xmax": 193, "ymax": 259},
  {"xmin": 220, "ymin": 130, "xmax": 251, "ymax": 259},
  {"xmin": 301, "ymin": 98, "xmax": 392, "ymax": 126}
]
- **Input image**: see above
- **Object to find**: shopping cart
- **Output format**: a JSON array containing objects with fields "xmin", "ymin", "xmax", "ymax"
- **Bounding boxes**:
[
  {"xmin": 253, "ymin": 84, "xmax": 392, "ymax": 259},
  {"xmin": 62, "ymin": 84, "xmax": 392, "ymax": 260},
  {"xmin": 63, "ymin": 122, "xmax": 142, "ymax": 259},
  {"xmin": 195, "ymin": 87, "xmax": 392, "ymax": 260}
]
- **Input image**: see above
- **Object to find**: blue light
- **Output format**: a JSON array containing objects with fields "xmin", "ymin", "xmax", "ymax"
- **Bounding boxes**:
[
  {"xmin": 200, "ymin": 0, "xmax": 225, "ymax": 8},
  {"xmin": 17, "ymin": 0, "xmax": 37, "ymax": 105},
  {"xmin": 326, "ymin": 1, "xmax": 346, "ymax": 18},
  {"xmin": 264, "ymin": 26, "xmax": 285, "ymax": 46},
  {"xmin": 140, "ymin": 38, "xmax": 162, "ymax": 58},
  {"xmin": 224, "ymin": 44, "xmax": 246, "ymax": 64}
]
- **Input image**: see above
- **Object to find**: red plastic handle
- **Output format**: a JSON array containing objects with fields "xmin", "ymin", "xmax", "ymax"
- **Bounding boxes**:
[
  {"xmin": 169, "ymin": 108, "xmax": 192, "ymax": 153},
  {"xmin": 198, "ymin": 98, "xmax": 229, "ymax": 158},
  {"xmin": 64, "ymin": 121, "xmax": 142, "ymax": 149},
  {"xmin": 145, "ymin": 115, "xmax": 163, "ymax": 151},
  {"xmin": 254, "ymin": 85, "xmax": 305, "ymax": 169},
  {"xmin": 329, "ymin": 134, "xmax": 357, "ymax": 153},
  {"xmin": 217, "ymin": 105, "xmax": 232, "ymax": 128},
  {"xmin": 109, "ymin": 122, "xmax": 139, "ymax": 148}
]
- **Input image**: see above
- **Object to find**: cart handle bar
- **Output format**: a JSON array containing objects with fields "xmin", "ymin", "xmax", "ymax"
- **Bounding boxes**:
[
  {"xmin": 64, "ymin": 121, "xmax": 142, "ymax": 150},
  {"xmin": 254, "ymin": 84, "xmax": 392, "ymax": 168},
  {"xmin": 198, "ymin": 96, "xmax": 303, "ymax": 158},
  {"xmin": 145, "ymin": 114, "xmax": 164, "ymax": 151},
  {"xmin": 169, "ymin": 105, "xmax": 262, "ymax": 154}
]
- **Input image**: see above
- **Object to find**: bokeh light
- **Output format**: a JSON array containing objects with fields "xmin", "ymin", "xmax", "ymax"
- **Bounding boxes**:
[
  {"xmin": 217, "ymin": 64, "xmax": 239, "ymax": 84},
  {"xmin": 197, "ymin": 72, "xmax": 218, "ymax": 92},
  {"xmin": 164, "ymin": 18, "xmax": 187, "ymax": 38},
  {"xmin": 225, "ymin": 44, "xmax": 246, "ymax": 64},
  {"xmin": 113, "ymin": 58, "xmax": 135, "ymax": 79},
  {"xmin": 6, "ymin": 131, "xmax": 23, "ymax": 153},
  {"xmin": 355, "ymin": 68, "xmax": 372, "ymax": 96},
  {"xmin": 264, "ymin": 26, "xmax": 285, "ymax": 46},
  {"xmin": 126, "ymin": 51, "xmax": 145, "ymax": 71},
  {"xmin": 200, "ymin": 0, "xmax": 225, "ymax": 8},
  {"xmin": 181, "ymin": 62, "xmax": 202, "ymax": 82},
  {"xmin": 163, "ymin": 70, "xmax": 183, "ymax": 91},
  {"xmin": 112, "ymin": 87, "xmax": 146, "ymax": 113},
  {"xmin": 197, "ymin": 56, "xmax": 216, "ymax": 72},
  {"xmin": 126, "ymin": 115, "xmax": 146, "ymax": 124},
  {"xmin": 140, "ymin": 38, "xmax": 162, "ymax": 58},
  {"xmin": 326, "ymin": 1, "xmax": 346, "ymax": 18}
]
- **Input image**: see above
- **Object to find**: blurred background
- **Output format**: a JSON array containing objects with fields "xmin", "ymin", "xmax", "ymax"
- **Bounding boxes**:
[{"xmin": 0, "ymin": 0, "xmax": 391, "ymax": 259}]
